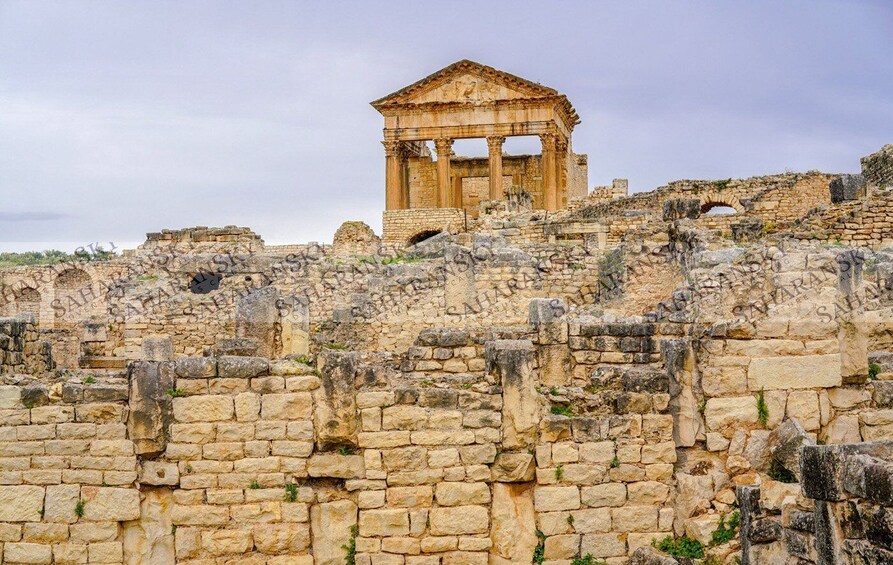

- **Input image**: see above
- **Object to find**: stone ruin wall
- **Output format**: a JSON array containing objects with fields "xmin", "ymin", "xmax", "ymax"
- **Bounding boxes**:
[{"xmin": 2, "ymin": 236, "xmax": 893, "ymax": 563}]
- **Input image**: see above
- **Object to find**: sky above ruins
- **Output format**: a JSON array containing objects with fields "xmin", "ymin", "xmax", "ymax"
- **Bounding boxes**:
[{"xmin": 1, "ymin": 1, "xmax": 891, "ymax": 252}]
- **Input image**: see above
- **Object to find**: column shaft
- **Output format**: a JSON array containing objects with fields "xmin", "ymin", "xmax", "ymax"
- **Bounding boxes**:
[
  {"xmin": 383, "ymin": 141, "xmax": 403, "ymax": 210},
  {"xmin": 541, "ymin": 133, "xmax": 558, "ymax": 211},
  {"xmin": 487, "ymin": 136, "xmax": 506, "ymax": 201},
  {"xmin": 434, "ymin": 138, "xmax": 454, "ymax": 208}
]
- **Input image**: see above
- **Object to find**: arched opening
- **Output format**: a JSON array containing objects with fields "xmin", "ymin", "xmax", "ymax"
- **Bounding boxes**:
[
  {"xmin": 701, "ymin": 203, "xmax": 738, "ymax": 216},
  {"xmin": 189, "ymin": 273, "xmax": 223, "ymax": 294},
  {"xmin": 54, "ymin": 268, "xmax": 92, "ymax": 323},
  {"xmin": 408, "ymin": 230, "xmax": 441, "ymax": 246}
]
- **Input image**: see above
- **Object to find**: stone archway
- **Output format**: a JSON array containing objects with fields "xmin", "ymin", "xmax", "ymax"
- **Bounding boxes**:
[{"xmin": 699, "ymin": 192, "xmax": 744, "ymax": 215}]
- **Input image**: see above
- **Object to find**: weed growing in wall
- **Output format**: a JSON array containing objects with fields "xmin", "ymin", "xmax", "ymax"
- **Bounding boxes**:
[
  {"xmin": 653, "ymin": 535, "xmax": 705, "ymax": 559},
  {"xmin": 710, "ymin": 511, "xmax": 740, "ymax": 546},
  {"xmin": 284, "ymin": 483, "xmax": 299, "ymax": 503},
  {"xmin": 532, "ymin": 530, "xmax": 546, "ymax": 564},
  {"xmin": 756, "ymin": 387, "xmax": 769, "ymax": 427},
  {"xmin": 343, "ymin": 524, "xmax": 359, "ymax": 565}
]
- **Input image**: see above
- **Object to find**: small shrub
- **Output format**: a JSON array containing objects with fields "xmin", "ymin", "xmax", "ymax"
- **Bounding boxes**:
[
  {"xmin": 284, "ymin": 483, "xmax": 299, "ymax": 503},
  {"xmin": 653, "ymin": 535, "xmax": 704, "ymax": 559},
  {"xmin": 756, "ymin": 387, "xmax": 769, "ymax": 427},
  {"xmin": 338, "ymin": 446, "xmax": 357, "ymax": 456},
  {"xmin": 74, "ymin": 500, "xmax": 85, "ymax": 518},
  {"xmin": 567, "ymin": 514, "xmax": 575, "ymax": 526},
  {"xmin": 165, "ymin": 389, "xmax": 185, "ymax": 398},
  {"xmin": 869, "ymin": 363, "xmax": 881, "ymax": 380},
  {"xmin": 249, "ymin": 481, "xmax": 261, "ymax": 490},
  {"xmin": 322, "ymin": 342, "xmax": 347, "ymax": 350},
  {"xmin": 710, "ymin": 511, "xmax": 740, "ymax": 546},
  {"xmin": 549, "ymin": 386, "xmax": 559, "ymax": 396},
  {"xmin": 294, "ymin": 354, "xmax": 312, "ymax": 366},
  {"xmin": 533, "ymin": 530, "xmax": 546, "ymax": 564},
  {"xmin": 555, "ymin": 464, "xmax": 564, "ymax": 481},
  {"xmin": 343, "ymin": 524, "xmax": 359, "ymax": 565},
  {"xmin": 550, "ymin": 404, "xmax": 573, "ymax": 417},
  {"xmin": 610, "ymin": 457, "xmax": 620, "ymax": 469},
  {"xmin": 84, "ymin": 376, "xmax": 96, "ymax": 384}
]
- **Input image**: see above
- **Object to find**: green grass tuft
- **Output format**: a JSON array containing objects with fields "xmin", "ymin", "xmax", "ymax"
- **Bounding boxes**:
[
  {"xmin": 653, "ymin": 535, "xmax": 705, "ymax": 559},
  {"xmin": 756, "ymin": 387, "xmax": 769, "ymax": 427}
]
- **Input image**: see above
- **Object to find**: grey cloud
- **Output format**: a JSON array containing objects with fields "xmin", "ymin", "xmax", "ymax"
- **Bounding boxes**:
[{"xmin": 0, "ymin": 1, "xmax": 890, "ymax": 251}]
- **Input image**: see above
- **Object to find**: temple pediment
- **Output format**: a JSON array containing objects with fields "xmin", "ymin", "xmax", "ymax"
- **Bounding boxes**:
[{"xmin": 371, "ymin": 59, "xmax": 558, "ymax": 108}]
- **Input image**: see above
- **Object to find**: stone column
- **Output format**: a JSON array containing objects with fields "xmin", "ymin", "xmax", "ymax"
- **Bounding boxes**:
[
  {"xmin": 434, "ymin": 138, "xmax": 454, "ymax": 208},
  {"xmin": 487, "ymin": 135, "xmax": 505, "ymax": 201},
  {"xmin": 383, "ymin": 140, "xmax": 403, "ymax": 210},
  {"xmin": 540, "ymin": 133, "xmax": 558, "ymax": 211},
  {"xmin": 555, "ymin": 136, "xmax": 568, "ymax": 209}
]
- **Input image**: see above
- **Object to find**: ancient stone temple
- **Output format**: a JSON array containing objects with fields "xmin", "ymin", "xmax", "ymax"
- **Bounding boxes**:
[{"xmin": 373, "ymin": 60, "xmax": 588, "ymax": 243}]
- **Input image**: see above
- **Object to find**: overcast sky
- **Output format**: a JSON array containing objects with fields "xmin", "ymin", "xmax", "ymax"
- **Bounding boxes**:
[{"xmin": 1, "ymin": 1, "xmax": 891, "ymax": 252}]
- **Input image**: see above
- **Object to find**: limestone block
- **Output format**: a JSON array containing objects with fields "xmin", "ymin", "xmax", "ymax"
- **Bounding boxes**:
[
  {"xmin": 218, "ymin": 355, "xmax": 269, "ymax": 378},
  {"xmin": 359, "ymin": 508, "xmax": 410, "ymax": 537},
  {"xmin": 534, "ymin": 486, "xmax": 580, "ymax": 512},
  {"xmin": 570, "ymin": 508, "xmax": 611, "ymax": 533},
  {"xmin": 581, "ymin": 483, "xmax": 626, "ymax": 507},
  {"xmin": 307, "ymin": 454, "xmax": 365, "ymax": 479},
  {"xmin": 0, "ymin": 485, "xmax": 45, "ymax": 522},
  {"xmin": 673, "ymin": 473, "xmax": 714, "ymax": 535},
  {"xmin": 611, "ymin": 505, "xmax": 658, "ymax": 532},
  {"xmin": 704, "ymin": 396, "xmax": 758, "ymax": 430},
  {"xmin": 429, "ymin": 505, "xmax": 489, "ymax": 535},
  {"xmin": 786, "ymin": 390, "xmax": 820, "ymax": 431},
  {"xmin": 43, "ymin": 484, "xmax": 80, "ymax": 523},
  {"xmin": 490, "ymin": 453, "xmax": 535, "ymax": 482},
  {"xmin": 53, "ymin": 543, "xmax": 89, "ymax": 564},
  {"xmin": 139, "ymin": 461, "xmax": 179, "ymax": 486},
  {"xmin": 4, "ymin": 542, "xmax": 52, "ymax": 564},
  {"xmin": 748, "ymin": 354, "xmax": 841, "ymax": 390},
  {"xmin": 81, "ymin": 487, "xmax": 141, "ymax": 522},
  {"xmin": 201, "ymin": 529, "xmax": 253, "ymax": 556},
  {"xmin": 825, "ymin": 414, "xmax": 861, "ymax": 444},
  {"xmin": 141, "ymin": 336, "xmax": 173, "ymax": 362},
  {"xmin": 684, "ymin": 513, "xmax": 719, "ymax": 545},
  {"xmin": 261, "ymin": 393, "xmax": 312, "ymax": 420},
  {"xmin": 172, "ymin": 395, "xmax": 233, "ymax": 423},
  {"xmin": 88, "ymin": 541, "xmax": 123, "ymax": 563},
  {"xmin": 253, "ymin": 523, "xmax": 310, "ymax": 553},
  {"xmin": 310, "ymin": 500, "xmax": 357, "ymax": 565},
  {"xmin": 313, "ymin": 350, "xmax": 359, "ymax": 450},
  {"xmin": 434, "ymin": 482, "xmax": 490, "ymax": 506},
  {"xmin": 827, "ymin": 387, "xmax": 870, "ymax": 410},
  {"xmin": 0, "ymin": 385, "xmax": 21, "ymax": 409},
  {"xmin": 486, "ymin": 340, "xmax": 538, "ymax": 449},
  {"xmin": 768, "ymin": 418, "xmax": 813, "ymax": 481},
  {"xmin": 579, "ymin": 533, "xmax": 627, "ymax": 558}
]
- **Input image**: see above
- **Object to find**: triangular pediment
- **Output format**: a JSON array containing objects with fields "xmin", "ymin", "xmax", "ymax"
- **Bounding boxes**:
[{"xmin": 371, "ymin": 60, "xmax": 558, "ymax": 108}]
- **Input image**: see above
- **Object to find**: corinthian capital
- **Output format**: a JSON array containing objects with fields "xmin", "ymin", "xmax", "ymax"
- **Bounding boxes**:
[
  {"xmin": 382, "ymin": 140, "xmax": 402, "ymax": 157},
  {"xmin": 486, "ymin": 136, "xmax": 506, "ymax": 152},
  {"xmin": 539, "ymin": 132, "xmax": 558, "ymax": 151},
  {"xmin": 433, "ymin": 138, "xmax": 453, "ymax": 157}
]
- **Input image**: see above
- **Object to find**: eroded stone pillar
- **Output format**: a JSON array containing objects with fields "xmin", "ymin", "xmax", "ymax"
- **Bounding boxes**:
[
  {"xmin": 555, "ymin": 136, "xmax": 568, "ymax": 208},
  {"xmin": 310, "ymin": 499, "xmax": 357, "ymax": 565},
  {"xmin": 662, "ymin": 338, "xmax": 703, "ymax": 447},
  {"xmin": 434, "ymin": 138, "xmax": 454, "ymax": 208},
  {"xmin": 127, "ymin": 361, "xmax": 174, "ymax": 457},
  {"xmin": 312, "ymin": 350, "xmax": 359, "ymax": 450},
  {"xmin": 529, "ymin": 298, "xmax": 569, "ymax": 386},
  {"xmin": 487, "ymin": 135, "xmax": 505, "ymax": 201},
  {"xmin": 837, "ymin": 249, "xmax": 868, "ymax": 384},
  {"xmin": 486, "ymin": 340, "xmax": 539, "ymax": 449},
  {"xmin": 383, "ymin": 140, "xmax": 404, "ymax": 210},
  {"xmin": 540, "ymin": 133, "xmax": 558, "ymax": 211},
  {"xmin": 490, "ymin": 483, "xmax": 538, "ymax": 562}
]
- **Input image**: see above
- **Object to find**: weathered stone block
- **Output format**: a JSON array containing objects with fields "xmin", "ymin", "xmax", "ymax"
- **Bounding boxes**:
[{"xmin": 0, "ymin": 485, "xmax": 45, "ymax": 522}]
